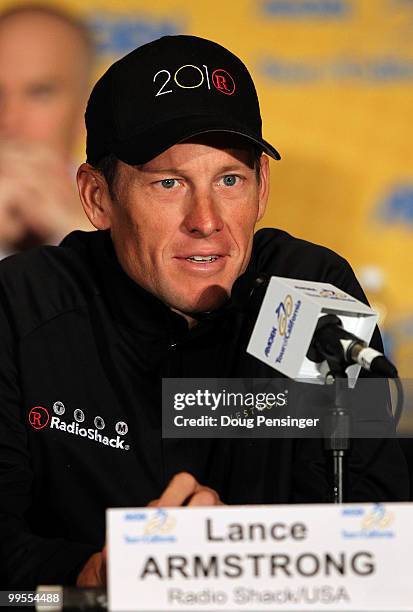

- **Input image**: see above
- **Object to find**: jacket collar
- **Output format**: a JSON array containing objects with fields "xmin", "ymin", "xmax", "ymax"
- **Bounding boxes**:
[{"xmin": 62, "ymin": 230, "xmax": 232, "ymax": 343}]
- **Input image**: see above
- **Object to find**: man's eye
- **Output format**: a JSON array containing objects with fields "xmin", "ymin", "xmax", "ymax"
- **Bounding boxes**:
[
  {"xmin": 160, "ymin": 179, "xmax": 177, "ymax": 189},
  {"xmin": 221, "ymin": 175, "xmax": 238, "ymax": 187},
  {"xmin": 28, "ymin": 84, "xmax": 56, "ymax": 99}
]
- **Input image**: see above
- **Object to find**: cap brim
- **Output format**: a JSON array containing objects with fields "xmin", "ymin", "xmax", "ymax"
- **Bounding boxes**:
[{"xmin": 112, "ymin": 115, "xmax": 281, "ymax": 165}]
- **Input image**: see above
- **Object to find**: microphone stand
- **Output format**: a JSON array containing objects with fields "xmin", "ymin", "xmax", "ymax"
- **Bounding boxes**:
[
  {"xmin": 324, "ymin": 363, "xmax": 351, "ymax": 504},
  {"xmin": 310, "ymin": 314, "xmax": 402, "ymax": 504}
]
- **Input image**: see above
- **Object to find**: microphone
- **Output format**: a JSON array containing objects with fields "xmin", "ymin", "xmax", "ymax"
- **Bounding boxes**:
[
  {"xmin": 310, "ymin": 313, "xmax": 397, "ymax": 378},
  {"xmin": 232, "ymin": 273, "xmax": 397, "ymax": 384}
]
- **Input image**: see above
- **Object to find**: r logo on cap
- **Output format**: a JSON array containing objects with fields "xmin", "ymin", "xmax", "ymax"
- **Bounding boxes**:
[{"xmin": 212, "ymin": 69, "xmax": 235, "ymax": 95}]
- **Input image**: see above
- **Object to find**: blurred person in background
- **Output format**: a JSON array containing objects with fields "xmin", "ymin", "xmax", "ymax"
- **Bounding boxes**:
[{"xmin": 0, "ymin": 3, "xmax": 94, "ymax": 256}]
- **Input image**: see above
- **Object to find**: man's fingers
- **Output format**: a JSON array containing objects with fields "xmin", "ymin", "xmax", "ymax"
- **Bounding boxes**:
[
  {"xmin": 187, "ymin": 487, "xmax": 222, "ymax": 506},
  {"xmin": 0, "ymin": 182, "xmax": 29, "ymax": 245},
  {"xmin": 100, "ymin": 546, "xmax": 107, "ymax": 585},
  {"xmin": 76, "ymin": 552, "xmax": 106, "ymax": 587},
  {"xmin": 149, "ymin": 472, "xmax": 223, "ymax": 507},
  {"xmin": 156, "ymin": 472, "xmax": 199, "ymax": 507}
]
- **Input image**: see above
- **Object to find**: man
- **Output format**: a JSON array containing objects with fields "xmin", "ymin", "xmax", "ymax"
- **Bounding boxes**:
[
  {"xmin": 0, "ymin": 35, "xmax": 408, "ymax": 589},
  {"xmin": 0, "ymin": 4, "xmax": 94, "ymax": 254}
]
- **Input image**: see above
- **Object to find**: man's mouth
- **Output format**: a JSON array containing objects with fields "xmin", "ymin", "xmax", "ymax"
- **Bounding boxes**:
[
  {"xmin": 174, "ymin": 253, "xmax": 228, "ymax": 274},
  {"xmin": 185, "ymin": 255, "xmax": 219, "ymax": 263}
]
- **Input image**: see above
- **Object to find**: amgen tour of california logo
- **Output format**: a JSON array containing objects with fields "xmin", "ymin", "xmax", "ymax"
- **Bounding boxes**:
[
  {"xmin": 273, "ymin": 294, "xmax": 302, "ymax": 364},
  {"xmin": 263, "ymin": 294, "xmax": 303, "ymax": 362},
  {"xmin": 319, "ymin": 289, "xmax": 348, "ymax": 299},
  {"xmin": 341, "ymin": 504, "xmax": 395, "ymax": 539},
  {"xmin": 276, "ymin": 294, "xmax": 294, "ymax": 336},
  {"xmin": 361, "ymin": 504, "xmax": 394, "ymax": 531},
  {"xmin": 124, "ymin": 509, "xmax": 177, "ymax": 544},
  {"xmin": 27, "ymin": 403, "xmax": 130, "ymax": 452}
]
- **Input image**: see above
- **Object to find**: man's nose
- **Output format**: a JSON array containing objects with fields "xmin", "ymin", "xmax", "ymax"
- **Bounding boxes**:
[{"xmin": 182, "ymin": 189, "xmax": 224, "ymax": 237}]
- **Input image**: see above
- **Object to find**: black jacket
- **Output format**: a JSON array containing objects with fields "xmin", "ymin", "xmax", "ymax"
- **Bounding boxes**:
[{"xmin": 0, "ymin": 228, "xmax": 408, "ymax": 588}]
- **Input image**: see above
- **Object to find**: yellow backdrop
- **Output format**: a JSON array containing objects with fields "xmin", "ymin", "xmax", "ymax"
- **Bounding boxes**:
[{"xmin": 2, "ymin": 0, "xmax": 413, "ymax": 382}]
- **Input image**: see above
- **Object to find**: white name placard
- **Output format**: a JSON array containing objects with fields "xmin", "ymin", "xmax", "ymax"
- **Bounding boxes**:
[{"xmin": 107, "ymin": 503, "xmax": 413, "ymax": 611}]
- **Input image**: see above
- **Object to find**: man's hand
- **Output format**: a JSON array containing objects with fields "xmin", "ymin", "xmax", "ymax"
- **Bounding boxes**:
[
  {"xmin": 76, "ymin": 473, "xmax": 220, "ymax": 586},
  {"xmin": 76, "ymin": 547, "xmax": 107, "ymax": 587},
  {"xmin": 148, "ymin": 472, "xmax": 223, "ymax": 507},
  {"xmin": 0, "ymin": 140, "xmax": 92, "ymax": 250}
]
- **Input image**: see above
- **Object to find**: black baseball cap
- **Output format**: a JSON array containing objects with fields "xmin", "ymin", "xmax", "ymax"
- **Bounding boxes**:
[{"xmin": 85, "ymin": 35, "xmax": 281, "ymax": 165}]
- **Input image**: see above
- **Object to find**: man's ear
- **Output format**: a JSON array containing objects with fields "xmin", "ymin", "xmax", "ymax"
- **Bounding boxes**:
[
  {"xmin": 77, "ymin": 163, "xmax": 112, "ymax": 230},
  {"xmin": 257, "ymin": 154, "xmax": 270, "ymax": 222}
]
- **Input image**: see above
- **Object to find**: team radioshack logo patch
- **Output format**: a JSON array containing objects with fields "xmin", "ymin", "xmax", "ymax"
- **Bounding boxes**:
[
  {"xmin": 53, "ymin": 401, "xmax": 65, "ymax": 415},
  {"xmin": 74, "ymin": 409, "xmax": 85, "ymax": 423},
  {"xmin": 116, "ymin": 421, "xmax": 128, "ymax": 435},
  {"xmin": 28, "ymin": 406, "xmax": 50, "ymax": 430},
  {"xmin": 94, "ymin": 416, "xmax": 105, "ymax": 430},
  {"xmin": 28, "ymin": 404, "xmax": 130, "ymax": 451}
]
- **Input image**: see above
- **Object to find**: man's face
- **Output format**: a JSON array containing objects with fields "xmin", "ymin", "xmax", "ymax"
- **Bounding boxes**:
[
  {"xmin": 98, "ymin": 136, "xmax": 269, "ymax": 316},
  {"xmin": 0, "ymin": 12, "xmax": 90, "ymax": 155}
]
